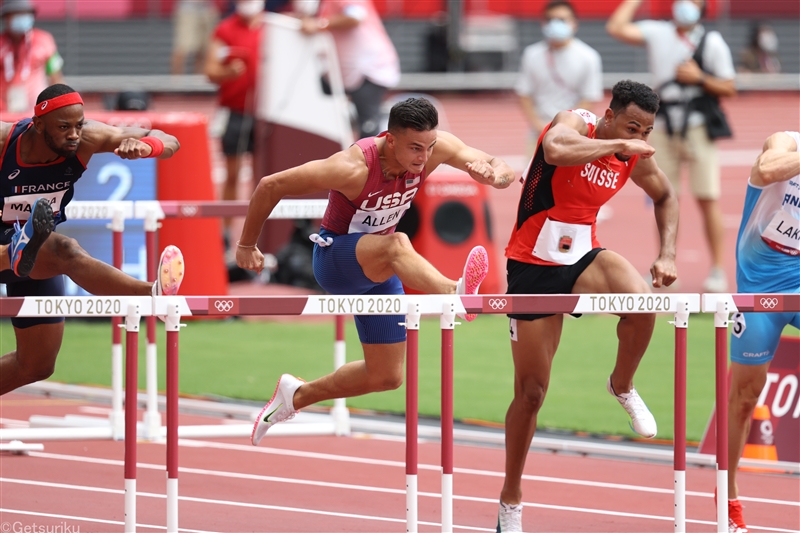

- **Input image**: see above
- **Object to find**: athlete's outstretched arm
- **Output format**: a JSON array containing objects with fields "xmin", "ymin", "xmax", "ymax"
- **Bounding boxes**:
[
  {"xmin": 542, "ymin": 111, "xmax": 654, "ymax": 167},
  {"xmin": 630, "ymin": 156, "xmax": 679, "ymax": 287},
  {"xmin": 81, "ymin": 120, "xmax": 180, "ymax": 159},
  {"xmin": 750, "ymin": 132, "xmax": 800, "ymax": 187},
  {"xmin": 236, "ymin": 147, "xmax": 367, "ymax": 273},
  {"xmin": 433, "ymin": 131, "xmax": 515, "ymax": 189}
]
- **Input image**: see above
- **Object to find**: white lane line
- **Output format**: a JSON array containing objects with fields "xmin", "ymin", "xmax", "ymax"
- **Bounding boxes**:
[
  {"xmin": 25, "ymin": 448, "xmax": 798, "ymax": 508},
  {"xmin": 0, "ymin": 508, "xmax": 215, "ymax": 533},
  {"xmin": 3, "ymin": 477, "xmax": 798, "ymax": 533},
  {"xmin": 174, "ymin": 439, "xmax": 800, "ymax": 507},
  {"xmin": 0, "ymin": 479, "xmax": 492, "ymax": 532}
]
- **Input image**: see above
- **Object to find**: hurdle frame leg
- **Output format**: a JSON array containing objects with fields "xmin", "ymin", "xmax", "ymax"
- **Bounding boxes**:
[
  {"xmin": 402, "ymin": 302, "xmax": 421, "ymax": 533},
  {"xmin": 109, "ymin": 209, "xmax": 125, "ymax": 439},
  {"xmin": 715, "ymin": 300, "xmax": 731, "ymax": 533},
  {"xmin": 331, "ymin": 315, "xmax": 350, "ymax": 436},
  {"xmin": 124, "ymin": 301, "xmax": 141, "ymax": 533},
  {"xmin": 440, "ymin": 301, "xmax": 456, "ymax": 533},
  {"xmin": 166, "ymin": 302, "xmax": 183, "ymax": 533},
  {"xmin": 672, "ymin": 299, "xmax": 689, "ymax": 533},
  {"xmin": 144, "ymin": 211, "xmax": 162, "ymax": 440}
]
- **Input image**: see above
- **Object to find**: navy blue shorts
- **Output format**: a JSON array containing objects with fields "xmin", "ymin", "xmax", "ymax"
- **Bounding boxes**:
[
  {"xmin": 1, "ymin": 271, "xmax": 66, "ymax": 329},
  {"xmin": 312, "ymin": 229, "xmax": 405, "ymax": 344},
  {"xmin": 1, "ymin": 227, "xmax": 66, "ymax": 329}
]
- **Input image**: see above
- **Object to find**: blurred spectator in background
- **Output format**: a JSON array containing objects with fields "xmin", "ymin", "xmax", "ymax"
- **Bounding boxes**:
[
  {"xmin": 296, "ymin": 0, "xmax": 400, "ymax": 138},
  {"xmin": 0, "ymin": 0, "xmax": 63, "ymax": 112},
  {"xmin": 738, "ymin": 22, "xmax": 781, "ymax": 73},
  {"xmin": 607, "ymin": 0, "xmax": 736, "ymax": 293},
  {"xmin": 516, "ymin": 0, "xmax": 603, "ymax": 158},
  {"xmin": 204, "ymin": 0, "xmax": 264, "ymax": 245},
  {"xmin": 171, "ymin": 0, "xmax": 219, "ymax": 74}
]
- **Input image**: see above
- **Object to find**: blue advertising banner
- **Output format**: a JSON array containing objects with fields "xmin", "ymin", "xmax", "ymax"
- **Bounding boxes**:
[{"xmin": 58, "ymin": 154, "xmax": 156, "ymax": 296}]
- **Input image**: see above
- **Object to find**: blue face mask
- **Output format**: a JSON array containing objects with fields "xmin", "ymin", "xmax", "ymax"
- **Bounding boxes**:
[
  {"xmin": 542, "ymin": 19, "xmax": 574, "ymax": 44},
  {"xmin": 8, "ymin": 13, "xmax": 35, "ymax": 35},
  {"xmin": 672, "ymin": 1, "xmax": 701, "ymax": 28}
]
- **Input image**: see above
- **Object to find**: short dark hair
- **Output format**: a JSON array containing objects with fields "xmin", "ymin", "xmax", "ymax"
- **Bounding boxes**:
[
  {"xmin": 387, "ymin": 98, "xmax": 438, "ymax": 133},
  {"xmin": 544, "ymin": 0, "xmax": 576, "ymax": 17},
  {"xmin": 36, "ymin": 83, "xmax": 79, "ymax": 104},
  {"xmin": 609, "ymin": 80, "xmax": 660, "ymax": 115}
]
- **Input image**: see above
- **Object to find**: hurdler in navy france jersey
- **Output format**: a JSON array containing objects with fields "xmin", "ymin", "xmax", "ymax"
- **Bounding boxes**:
[{"xmin": 0, "ymin": 118, "xmax": 85, "ymax": 239}]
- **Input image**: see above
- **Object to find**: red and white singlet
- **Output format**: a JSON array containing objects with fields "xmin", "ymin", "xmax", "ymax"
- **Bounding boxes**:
[{"xmin": 505, "ymin": 109, "xmax": 640, "ymax": 266}]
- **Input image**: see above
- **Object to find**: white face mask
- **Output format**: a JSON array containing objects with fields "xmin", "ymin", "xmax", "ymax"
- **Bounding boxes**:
[
  {"xmin": 758, "ymin": 31, "xmax": 778, "ymax": 53},
  {"xmin": 236, "ymin": 0, "xmax": 263, "ymax": 17},
  {"xmin": 8, "ymin": 13, "xmax": 35, "ymax": 35},
  {"xmin": 672, "ymin": 1, "xmax": 701, "ymax": 28},
  {"xmin": 542, "ymin": 19, "xmax": 574, "ymax": 44}
]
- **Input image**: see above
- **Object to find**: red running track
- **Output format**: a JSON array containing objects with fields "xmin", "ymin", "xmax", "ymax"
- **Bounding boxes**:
[{"xmin": 1, "ymin": 392, "xmax": 798, "ymax": 532}]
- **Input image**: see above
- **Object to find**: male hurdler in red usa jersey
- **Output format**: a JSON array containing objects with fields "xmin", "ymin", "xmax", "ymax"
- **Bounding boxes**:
[
  {"xmin": 236, "ymin": 97, "xmax": 516, "ymax": 446},
  {"xmin": 496, "ymin": 80, "xmax": 680, "ymax": 532}
]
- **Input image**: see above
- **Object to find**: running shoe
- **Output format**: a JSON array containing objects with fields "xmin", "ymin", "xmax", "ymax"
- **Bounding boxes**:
[
  {"xmin": 728, "ymin": 499, "xmax": 749, "ymax": 533},
  {"xmin": 703, "ymin": 266, "xmax": 729, "ymax": 293},
  {"xmin": 496, "ymin": 501, "xmax": 523, "ymax": 532},
  {"xmin": 151, "ymin": 245, "xmax": 185, "ymax": 296},
  {"xmin": 455, "ymin": 245, "xmax": 489, "ymax": 322},
  {"xmin": 606, "ymin": 376, "xmax": 657, "ymax": 438},
  {"xmin": 8, "ymin": 198, "xmax": 54, "ymax": 277},
  {"xmin": 251, "ymin": 374, "xmax": 305, "ymax": 445}
]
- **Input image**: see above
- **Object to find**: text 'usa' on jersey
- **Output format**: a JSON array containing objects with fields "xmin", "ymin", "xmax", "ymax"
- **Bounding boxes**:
[{"xmin": 0, "ymin": 119, "xmax": 86, "ymax": 230}]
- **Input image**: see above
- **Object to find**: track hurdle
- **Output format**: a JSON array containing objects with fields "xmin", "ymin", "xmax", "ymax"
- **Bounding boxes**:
[
  {"xmin": 702, "ymin": 292, "xmax": 800, "ymax": 533},
  {"xmin": 11, "ymin": 198, "xmax": 347, "ymax": 445},
  {"xmin": 0, "ymin": 295, "xmax": 155, "ymax": 531},
  {"xmin": 167, "ymin": 292, "xmax": 701, "ymax": 533}
]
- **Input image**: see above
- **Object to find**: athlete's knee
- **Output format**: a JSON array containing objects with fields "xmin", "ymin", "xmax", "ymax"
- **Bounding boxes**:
[
  {"xmin": 385, "ymin": 232, "xmax": 414, "ymax": 259},
  {"xmin": 50, "ymin": 233, "xmax": 88, "ymax": 261},
  {"xmin": 367, "ymin": 365, "xmax": 404, "ymax": 392},
  {"xmin": 516, "ymin": 377, "xmax": 548, "ymax": 413},
  {"xmin": 16, "ymin": 349, "xmax": 58, "ymax": 384},
  {"xmin": 729, "ymin": 384, "xmax": 760, "ymax": 420}
]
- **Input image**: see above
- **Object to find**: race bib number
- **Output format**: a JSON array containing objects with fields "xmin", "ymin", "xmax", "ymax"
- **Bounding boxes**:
[
  {"xmin": 761, "ymin": 209, "xmax": 800, "ymax": 256},
  {"xmin": 732, "ymin": 312, "xmax": 746, "ymax": 338},
  {"xmin": 533, "ymin": 218, "xmax": 592, "ymax": 265},
  {"xmin": 2, "ymin": 191, "xmax": 65, "ymax": 223},
  {"xmin": 348, "ymin": 203, "xmax": 410, "ymax": 234}
]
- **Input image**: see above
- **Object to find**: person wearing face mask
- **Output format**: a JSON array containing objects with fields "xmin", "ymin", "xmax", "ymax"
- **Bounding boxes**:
[
  {"xmin": 204, "ymin": 0, "xmax": 265, "ymax": 251},
  {"xmin": 607, "ymin": 0, "xmax": 736, "ymax": 295},
  {"xmin": 739, "ymin": 23, "xmax": 781, "ymax": 74},
  {"xmin": 0, "ymin": 0, "xmax": 64, "ymax": 113},
  {"xmin": 515, "ymin": 0, "xmax": 603, "ymax": 158}
]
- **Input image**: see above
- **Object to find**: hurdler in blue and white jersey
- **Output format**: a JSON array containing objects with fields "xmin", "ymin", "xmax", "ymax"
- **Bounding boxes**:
[{"xmin": 731, "ymin": 131, "xmax": 800, "ymax": 366}]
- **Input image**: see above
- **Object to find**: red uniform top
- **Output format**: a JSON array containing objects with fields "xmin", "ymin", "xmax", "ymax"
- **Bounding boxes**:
[
  {"xmin": 321, "ymin": 134, "xmax": 427, "ymax": 235},
  {"xmin": 212, "ymin": 14, "xmax": 262, "ymax": 113},
  {"xmin": 505, "ymin": 109, "xmax": 640, "ymax": 266}
]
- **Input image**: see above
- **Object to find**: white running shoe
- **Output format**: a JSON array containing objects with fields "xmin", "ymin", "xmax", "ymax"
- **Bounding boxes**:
[
  {"xmin": 607, "ymin": 376, "xmax": 657, "ymax": 438},
  {"xmin": 455, "ymin": 245, "xmax": 489, "ymax": 322},
  {"xmin": 496, "ymin": 501, "xmax": 523, "ymax": 532},
  {"xmin": 251, "ymin": 374, "xmax": 305, "ymax": 445},
  {"xmin": 703, "ymin": 266, "xmax": 728, "ymax": 293}
]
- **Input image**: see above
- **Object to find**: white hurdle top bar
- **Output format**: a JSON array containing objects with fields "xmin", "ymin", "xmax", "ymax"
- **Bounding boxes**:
[
  {"xmin": 0, "ymin": 293, "xmax": 701, "ymax": 318},
  {"xmin": 64, "ymin": 199, "xmax": 328, "ymax": 221}
]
